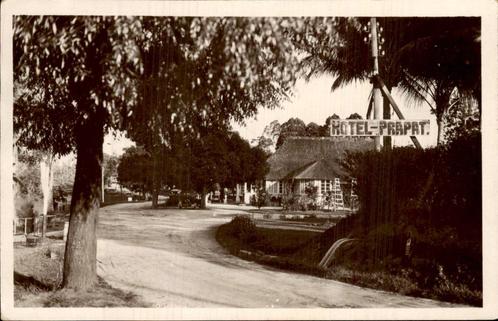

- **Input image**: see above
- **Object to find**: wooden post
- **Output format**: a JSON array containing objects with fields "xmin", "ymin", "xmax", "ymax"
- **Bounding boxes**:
[
  {"xmin": 370, "ymin": 17, "xmax": 382, "ymax": 152},
  {"xmin": 235, "ymin": 184, "xmax": 240, "ymax": 204},
  {"xmin": 243, "ymin": 182, "xmax": 249, "ymax": 204}
]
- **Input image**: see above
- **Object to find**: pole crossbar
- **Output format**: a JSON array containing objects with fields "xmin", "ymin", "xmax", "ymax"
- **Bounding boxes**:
[
  {"xmin": 374, "ymin": 75, "xmax": 423, "ymax": 149},
  {"xmin": 366, "ymin": 91, "xmax": 374, "ymax": 120}
]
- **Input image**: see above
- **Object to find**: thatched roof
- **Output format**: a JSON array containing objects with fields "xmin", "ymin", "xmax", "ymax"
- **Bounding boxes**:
[{"xmin": 266, "ymin": 137, "xmax": 374, "ymax": 180}]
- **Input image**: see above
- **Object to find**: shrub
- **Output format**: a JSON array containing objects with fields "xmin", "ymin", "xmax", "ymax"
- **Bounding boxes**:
[
  {"xmin": 16, "ymin": 199, "xmax": 38, "ymax": 219},
  {"xmin": 327, "ymin": 133, "xmax": 482, "ymax": 299},
  {"xmin": 281, "ymin": 194, "xmax": 302, "ymax": 211},
  {"xmin": 226, "ymin": 215, "xmax": 256, "ymax": 242},
  {"xmin": 304, "ymin": 183, "xmax": 318, "ymax": 210},
  {"xmin": 269, "ymin": 196, "xmax": 281, "ymax": 206},
  {"xmin": 342, "ymin": 133, "xmax": 481, "ymax": 249}
]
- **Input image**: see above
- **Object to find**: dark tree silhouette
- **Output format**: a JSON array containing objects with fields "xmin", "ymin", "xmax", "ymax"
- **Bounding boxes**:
[{"xmin": 297, "ymin": 17, "xmax": 480, "ymax": 146}]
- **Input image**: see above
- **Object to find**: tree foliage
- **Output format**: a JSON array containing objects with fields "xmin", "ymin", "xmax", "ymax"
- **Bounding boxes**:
[
  {"xmin": 14, "ymin": 16, "xmax": 306, "ymax": 289},
  {"xmin": 117, "ymin": 146, "xmax": 153, "ymax": 195},
  {"xmin": 296, "ymin": 17, "xmax": 480, "ymax": 146},
  {"xmin": 443, "ymin": 95, "xmax": 480, "ymax": 144},
  {"xmin": 119, "ymin": 17, "xmax": 304, "ymax": 205},
  {"xmin": 53, "ymin": 157, "xmax": 76, "ymax": 191},
  {"xmin": 172, "ymin": 130, "xmax": 268, "ymax": 206},
  {"xmin": 125, "ymin": 17, "xmax": 302, "ymax": 144},
  {"xmin": 14, "ymin": 16, "xmax": 143, "ymax": 155},
  {"xmin": 305, "ymin": 122, "xmax": 322, "ymax": 137},
  {"xmin": 252, "ymin": 120, "xmax": 281, "ymax": 154},
  {"xmin": 276, "ymin": 117, "xmax": 307, "ymax": 149},
  {"xmin": 14, "ymin": 148, "xmax": 43, "ymax": 198},
  {"xmin": 346, "ymin": 113, "xmax": 363, "ymax": 120},
  {"xmin": 275, "ymin": 113, "xmax": 357, "ymax": 148},
  {"xmin": 341, "ymin": 132, "xmax": 481, "ymax": 273},
  {"xmin": 103, "ymin": 154, "xmax": 119, "ymax": 186}
]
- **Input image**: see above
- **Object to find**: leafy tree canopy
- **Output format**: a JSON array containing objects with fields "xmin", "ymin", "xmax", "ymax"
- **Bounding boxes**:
[
  {"xmin": 305, "ymin": 122, "xmax": 322, "ymax": 137},
  {"xmin": 103, "ymin": 153, "xmax": 119, "ymax": 186},
  {"xmin": 174, "ymin": 130, "xmax": 268, "ymax": 197},
  {"xmin": 117, "ymin": 146, "xmax": 153, "ymax": 195},
  {"xmin": 252, "ymin": 120, "xmax": 281, "ymax": 155},
  {"xmin": 124, "ymin": 17, "xmax": 304, "ymax": 151},
  {"xmin": 297, "ymin": 17, "xmax": 480, "ymax": 94},
  {"xmin": 276, "ymin": 117, "xmax": 307, "ymax": 149},
  {"xmin": 14, "ymin": 16, "xmax": 143, "ymax": 155},
  {"xmin": 346, "ymin": 113, "xmax": 363, "ymax": 120},
  {"xmin": 14, "ymin": 16, "xmax": 304, "ymax": 155}
]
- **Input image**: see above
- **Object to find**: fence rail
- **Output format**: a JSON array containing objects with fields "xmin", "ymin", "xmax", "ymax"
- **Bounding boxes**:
[
  {"xmin": 14, "ymin": 217, "xmax": 34, "ymax": 235},
  {"xmin": 13, "ymin": 214, "xmax": 67, "ymax": 235}
]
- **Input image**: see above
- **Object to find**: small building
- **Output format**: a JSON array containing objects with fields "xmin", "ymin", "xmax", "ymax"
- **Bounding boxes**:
[{"xmin": 265, "ymin": 137, "xmax": 373, "ymax": 206}]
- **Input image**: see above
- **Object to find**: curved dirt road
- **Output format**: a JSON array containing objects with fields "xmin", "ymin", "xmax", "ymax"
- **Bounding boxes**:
[{"xmin": 96, "ymin": 202, "xmax": 456, "ymax": 308}]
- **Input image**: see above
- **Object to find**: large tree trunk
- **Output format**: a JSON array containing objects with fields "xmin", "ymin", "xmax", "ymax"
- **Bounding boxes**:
[
  {"xmin": 152, "ymin": 190, "xmax": 159, "ymax": 208},
  {"xmin": 62, "ymin": 118, "xmax": 104, "ymax": 290}
]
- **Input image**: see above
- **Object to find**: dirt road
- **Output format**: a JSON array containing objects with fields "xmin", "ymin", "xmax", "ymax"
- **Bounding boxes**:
[{"xmin": 96, "ymin": 202, "xmax": 456, "ymax": 308}]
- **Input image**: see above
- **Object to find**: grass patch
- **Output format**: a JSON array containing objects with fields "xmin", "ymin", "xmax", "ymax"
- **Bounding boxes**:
[
  {"xmin": 216, "ymin": 216, "xmax": 482, "ymax": 306},
  {"xmin": 216, "ymin": 215, "xmax": 320, "ymax": 256},
  {"xmin": 242, "ymin": 227, "xmax": 319, "ymax": 255},
  {"xmin": 42, "ymin": 277, "xmax": 148, "ymax": 307},
  {"xmin": 14, "ymin": 238, "xmax": 149, "ymax": 307},
  {"xmin": 216, "ymin": 216, "xmax": 324, "ymax": 276}
]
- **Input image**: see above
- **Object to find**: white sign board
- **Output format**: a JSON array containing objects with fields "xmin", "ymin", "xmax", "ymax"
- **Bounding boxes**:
[{"xmin": 330, "ymin": 120, "xmax": 430, "ymax": 137}]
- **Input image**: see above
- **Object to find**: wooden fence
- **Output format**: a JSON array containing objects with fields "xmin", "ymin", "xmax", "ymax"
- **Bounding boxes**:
[{"xmin": 13, "ymin": 214, "xmax": 66, "ymax": 235}]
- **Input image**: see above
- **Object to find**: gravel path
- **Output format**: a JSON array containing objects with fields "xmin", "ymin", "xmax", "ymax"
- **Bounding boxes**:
[{"xmin": 96, "ymin": 202, "xmax": 458, "ymax": 308}]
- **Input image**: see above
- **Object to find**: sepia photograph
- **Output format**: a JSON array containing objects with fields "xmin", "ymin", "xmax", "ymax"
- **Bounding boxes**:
[{"xmin": 1, "ymin": 0, "xmax": 497, "ymax": 320}]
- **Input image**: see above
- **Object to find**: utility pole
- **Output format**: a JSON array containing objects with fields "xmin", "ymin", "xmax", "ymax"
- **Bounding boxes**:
[
  {"xmin": 370, "ymin": 17, "xmax": 382, "ymax": 152},
  {"xmin": 382, "ymin": 20, "xmax": 392, "ymax": 151}
]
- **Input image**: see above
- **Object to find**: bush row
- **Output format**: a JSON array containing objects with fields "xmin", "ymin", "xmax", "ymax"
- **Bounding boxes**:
[{"xmin": 318, "ymin": 133, "xmax": 482, "ymax": 298}]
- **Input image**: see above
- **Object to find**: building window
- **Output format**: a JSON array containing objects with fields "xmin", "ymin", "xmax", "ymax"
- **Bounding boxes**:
[
  {"xmin": 278, "ymin": 181, "xmax": 283, "ymax": 194},
  {"xmin": 321, "ymin": 179, "xmax": 331, "ymax": 194}
]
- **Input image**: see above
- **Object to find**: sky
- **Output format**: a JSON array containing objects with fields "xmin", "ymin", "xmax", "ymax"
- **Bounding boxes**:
[
  {"xmin": 99, "ymin": 73, "xmax": 438, "ymax": 158},
  {"xmin": 103, "ymin": 131, "xmax": 135, "ymax": 156}
]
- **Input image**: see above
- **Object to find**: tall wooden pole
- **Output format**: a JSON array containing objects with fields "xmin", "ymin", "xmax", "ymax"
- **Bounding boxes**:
[{"xmin": 370, "ymin": 17, "xmax": 382, "ymax": 151}]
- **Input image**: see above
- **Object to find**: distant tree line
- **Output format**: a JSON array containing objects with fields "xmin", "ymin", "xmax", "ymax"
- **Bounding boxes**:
[
  {"xmin": 254, "ymin": 113, "xmax": 364, "ymax": 152},
  {"xmin": 117, "ymin": 130, "xmax": 268, "ymax": 208}
]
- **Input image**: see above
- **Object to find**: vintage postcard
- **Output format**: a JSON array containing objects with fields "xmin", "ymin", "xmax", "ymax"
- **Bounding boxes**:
[{"xmin": 1, "ymin": 0, "xmax": 497, "ymax": 320}]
